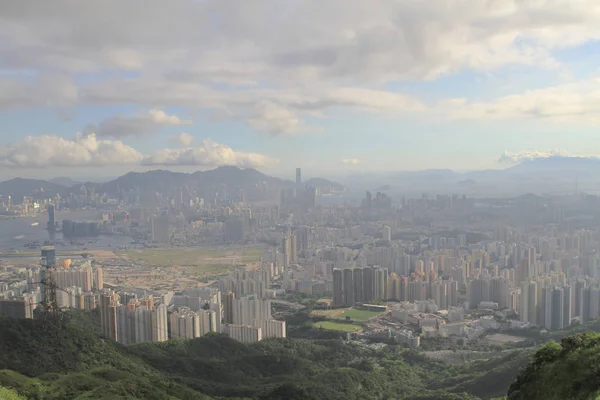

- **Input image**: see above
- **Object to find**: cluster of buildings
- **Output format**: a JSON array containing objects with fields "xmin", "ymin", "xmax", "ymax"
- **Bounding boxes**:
[
  {"xmin": 332, "ymin": 266, "xmax": 459, "ymax": 308},
  {"xmin": 98, "ymin": 287, "xmax": 285, "ymax": 345},
  {"xmin": 0, "ymin": 246, "xmax": 103, "ymax": 318},
  {"xmin": 10, "ymin": 167, "xmax": 600, "ymax": 350},
  {"xmin": 0, "ymin": 246, "xmax": 287, "ymax": 345}
]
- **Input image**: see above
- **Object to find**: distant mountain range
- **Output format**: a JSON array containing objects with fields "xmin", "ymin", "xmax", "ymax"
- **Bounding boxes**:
[
  {"xmin": 338, "ymin": 156, "xmax": 600, "ymax": 197},
  {"xmin": 3, "ymin": 157, "xmax": 600, "ymax": 200},
  {"xmin": 0, "ymin": 166, "xmax": 345, "ymax": 200},
  {"xmin": 48, "ymin": 177, "xmax": 83, "ymax": 187}
]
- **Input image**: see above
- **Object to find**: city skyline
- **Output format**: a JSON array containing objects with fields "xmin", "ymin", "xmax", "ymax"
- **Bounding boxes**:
[{"xmin": 3, "ymin": 1, "xmax": 600, "ymax": 179}]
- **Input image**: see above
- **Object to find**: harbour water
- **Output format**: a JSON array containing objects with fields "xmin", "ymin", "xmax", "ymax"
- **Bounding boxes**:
[{"xmin": 0, "ymin": 210, "xmax": 135, "ymax": 254}]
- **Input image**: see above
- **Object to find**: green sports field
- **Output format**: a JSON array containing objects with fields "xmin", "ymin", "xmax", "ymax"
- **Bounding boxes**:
[
  {"xmin": 314, "ymin": 321, "xmax": 361, "ymax": 332},
  {"xmin": 338, "ymin": 309, "xmax": 385, "ymax": 321}
]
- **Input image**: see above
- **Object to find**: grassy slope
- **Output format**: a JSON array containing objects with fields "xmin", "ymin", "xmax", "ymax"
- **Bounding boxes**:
[{"xmin": 0, "ymin": 387, "xmax": 27, "ymax": 400}]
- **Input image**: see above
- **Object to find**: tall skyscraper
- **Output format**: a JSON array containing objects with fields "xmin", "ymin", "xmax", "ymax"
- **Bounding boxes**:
[
  {"xmin": 383, "ymin": 225, "xmax": 391, "ymax": 242},
  {"xmin": 298, "ymin": 226, "xmax": 310, "ymax": 252},
  {"xmin": 151, "ymin": 215, "xmax": 170, "ymax": 243},
  {"xmin": 282, "ymin": 235, "xmax": 290, "ymax": 266},
  {"xmin": 296, "ymin": 168, "xmax": 302, "ymax": 185},
  {"xmin": 353, "ymin": 268, "xmax": 364, "ymax": 303},
  {"xmin": 223, "ymin": 291, "xmax": 235, "ymax": 324},
  {"xmin": 373, "ymin": 267, "xmax": 388, "ymax": 300},
  {"xmin": 363, "ymin": 266, "xmax": 374, "ymax": 303},
  {"xmin": 365, "ymin": 191, "xmax": 372, "ymax": 210},
  {"xmin": 343, "ymin": 268, "xmax": 354, "ymax": 306},
  {"xmin": 290, "ymin": 234, "xmax": 297, "ymax": 264},
  {"xmin": 94, "ymin": 267, "xmax": 104, "ymax": 290},
  {"xmin": 99, "ymin": 291, "xmax": 119, "ymax": 340},
  {"xmin": 224, "ymin": 324, "xmax": 262, "ymax": 343},
  {"xmin": 41, "ymin": 246, "xmax": 56, "ymax": 268},
  {"xmin": 151, "ymin": 303, "xmax": 169, "ymax": 342},
  {"xmin": 47, "ymin": 204, "xmax": 55, "ymax": 233},
  {"xmin": 332, "ymin": 269, "xmax": 344, "ymax": 306},
  {"xmin": 231, "ymin": 296, "xmax": 272, "ymax": 326}
]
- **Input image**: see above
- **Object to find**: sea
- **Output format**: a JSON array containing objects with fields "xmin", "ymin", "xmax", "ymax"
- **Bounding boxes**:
[{"xmin": 0, "ymin": 210, "xmax": 135, "ymax": 259}]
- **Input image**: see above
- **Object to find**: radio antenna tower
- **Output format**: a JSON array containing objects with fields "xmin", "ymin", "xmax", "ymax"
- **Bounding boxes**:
[{"xmin": 40, "ymin": 265, "xmax": 60, "ymax": 320}]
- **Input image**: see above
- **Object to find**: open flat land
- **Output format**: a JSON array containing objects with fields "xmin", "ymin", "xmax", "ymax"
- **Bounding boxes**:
[
  {"xmin": 116, "ymin": 246, "xmax": 263, "ymax": 276},
  {"xmin": 119, "ymin": 247, "xmax": 262, "ymax": 266},
  {"xmin": 314, "ymin": 321, "xmax": 362, "ymax": 332}
]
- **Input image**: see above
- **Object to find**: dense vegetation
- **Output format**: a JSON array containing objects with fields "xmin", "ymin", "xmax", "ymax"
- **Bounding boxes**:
[
  {"xmin": 0, "ymin": 311, "xmax": 533, "ymax": 400},
  {"xmin": 508, "ymin": 332, "xmax": 600, "ymax": 400}
]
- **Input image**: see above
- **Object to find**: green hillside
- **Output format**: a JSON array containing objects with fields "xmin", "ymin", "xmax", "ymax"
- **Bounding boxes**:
[
  {"xmin": 508, "ymin": 332, "xmax": 600, "ymax": 400},
  {"xmin": 0, "ymin": 312, "xmax": 533, "ymax": 400}
]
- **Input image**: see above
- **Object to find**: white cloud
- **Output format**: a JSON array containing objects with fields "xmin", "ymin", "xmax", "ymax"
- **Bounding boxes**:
[
  {"xmin": 91, "ymin": 109, "xmax": 192, "ymax": 138},
  {"xmin": 341, "ymin": 158, "xmax": 361, "ymax": 165},
  {"xmin": 2, "ymin": 0, "xmax": 600, "ymax": 127},
  {"xmin": 4, "ymin": 0, "xmax": 600, "ymax": 82},
  {"xmin": 0, "ymin": 74, "xmax": 78, "ymax": 109},
  {"xmin": 0, "ymin": 133, "xmax": 143, "ymax": 168},
  {"xmin": 246, "ymin": 101, "xmax": 303, "ymax": 136},
  {"xmin": 498, "ymin": 150, "xmax": 570, "ymax": 163},
  {"xmin": 169, "ymin": 132, "xmax": 194, "ymax": 146},
  {"xmin": 142, "ymin": 139, "xmax": 274, "ymax": 168},
  {"xmin": 0, "ymin": 134, "xmax": 271, "ymax": 169},
  {"xmin": 445, "ymin": 78, "xmax": 600, "ymax": 124}
]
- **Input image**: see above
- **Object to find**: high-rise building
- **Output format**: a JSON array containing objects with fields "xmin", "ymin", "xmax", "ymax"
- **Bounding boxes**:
[
  {"xmin": 290, "ymin": 234, "xmax": 298, "ymax": 264},
  {"xmin": 387, "ymin": 273, "xmax": 400, "ymax": 300},
  {"xmin": 467, "ymin": 277, "xmax": 491, "ymax": 309},
  {"xmin": 373, "ymin": 267, "xmax": 388, "ymax": 300},
  {"xmin": 151, "ymin": 303, "xmax": 168, "ymax": 342},
  {"xmin": 543, "ymin": 286, "xmax": 566, "ymax": 331},
  {"xmin": 298, "ymin": 226, "xmax": 310, "ymax": 253},
  {"xmin": 343, "ymin": 268, "xmax": 354, "ymax": 306},
  {"xmin": 41, "ymin": 246, "xmax": 56, "ymax": 268},
  {"xmin": 55, "ymin": 265, "xmax": 93, "ymax": 292},
  {"xmin": 282, "ymin": 235, "xmax": 290, "ymax": 267},
  {"xmin": 353, "ymin": 268, "xmax": 364, "ymax": 303},
  {"xmin": 94, "ymin": 267, "xmax": 103, "ymax": 290},
  {"xmin": 563, "ymin": 284, "xmax": 572, "ymax": 328},
  {"xmin": 383, "ymin": 225, "xmax": 391, "ymax": 242},
  {"xmin": 332, "ymin": 269, "xmax": 344, "ymax": 306},
  {"xmin": 224, "ymin": 324, "xmax": 262, "ymax": 343},
  {"xmin": 151, "ymin": 215, "xmax": 170, "ymax": 243},
  {"xmin": 363, "ymin": 266, "xmax": 374, "ymax": 303},
  {"xmin": 47, "ymin": 204, "xmax": 55, "ymax": 232},
  {"xmin": 223, "ymin": 291, "xmax": 235, "ymax": 324},
  {"xmin": 99, "ymin": 291, "xmax": 119, "ymax": 340},
  {"xmin": 254, "ymin": 319, "xmax": 286, "ymax": 339},
  {"xmin": 0, "ymin": 299, "xmax": 34, "ymax": 319},
  {"xmin": 365, "ymin": 191, "xmax": 372, "ymax": 210},
  {"xmin": 296, "ymin": 168, "xmax": 302, "ymax": 186},
  {"xmin": 170, "ymin": 307, "xmax": 200, "ymax": 340},
  {"xmin": 199, "ymin": 309, "xmax": 218, "ymax": 335},
  {"xmin": 231, "ymin": 296, "xmax": 272, "ymax": 326},
  {"xmin": 224, "ymin": 218, "xmax": 246, "ymax": 243}
]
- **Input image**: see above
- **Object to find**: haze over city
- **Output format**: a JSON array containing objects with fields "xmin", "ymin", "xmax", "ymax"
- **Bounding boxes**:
[{"xmin": 5, "ymin": 2, "xmax": 600, "ymax": 400}]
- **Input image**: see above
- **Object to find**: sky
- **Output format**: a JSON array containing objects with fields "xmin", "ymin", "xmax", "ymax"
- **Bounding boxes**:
[{"xmin": 3, "ymin": 0, "xmax": 600, "ymax": 180}]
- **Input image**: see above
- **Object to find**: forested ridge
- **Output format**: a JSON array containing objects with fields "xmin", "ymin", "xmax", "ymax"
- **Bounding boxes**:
[{"xmin": 0, "ymin": 311, "xmax": 571, "ymax": 400}]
